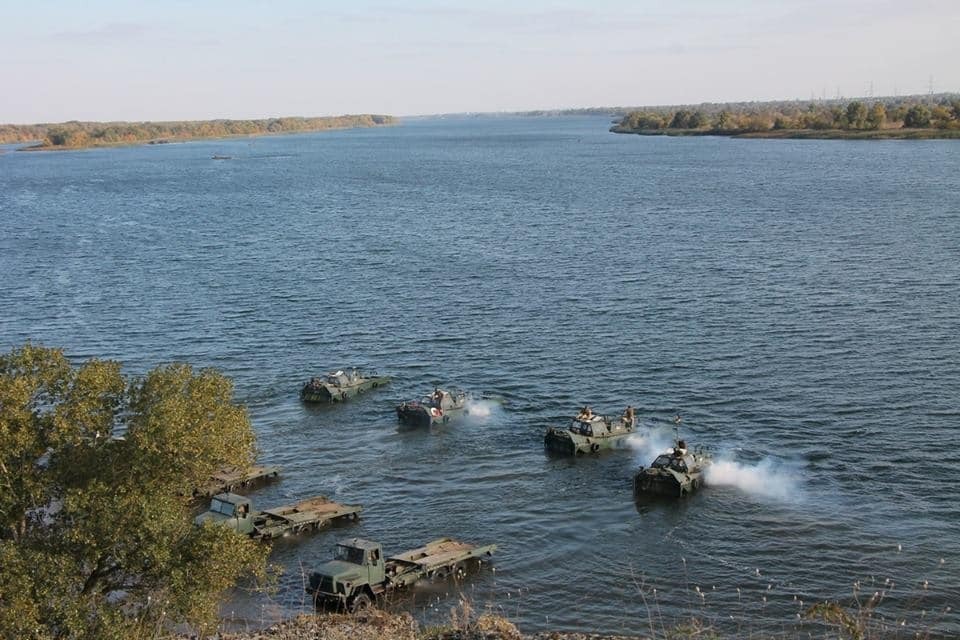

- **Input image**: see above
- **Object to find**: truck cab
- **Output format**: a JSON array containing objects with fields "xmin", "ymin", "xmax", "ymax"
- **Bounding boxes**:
[
  {"xmin": 308, "ymin": 538, "xmax": 385, "ymax": 609},
  {"xmin": 193, "ymin": 492, "xmax": 255, "ymax": 535}
]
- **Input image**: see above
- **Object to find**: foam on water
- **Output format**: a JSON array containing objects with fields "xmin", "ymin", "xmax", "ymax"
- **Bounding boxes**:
[
  {"xmin": 705, "ymin": 457, "xmax": 804, "ymax": 502},
  {"xmin": 629, "ymin": 430, "xmax": 804, "ymax": 502},
  {"xmin": 465, "ymin": 398, "xmax": 499, "ymax": 420}
]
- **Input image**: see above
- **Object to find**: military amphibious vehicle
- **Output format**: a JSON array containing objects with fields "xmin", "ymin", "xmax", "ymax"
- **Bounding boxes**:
[
  {"xmin": 300, "ymin": 368, "xmax": 390, "ymax": 403},
  {"xmin": 633, "ymin": 438, "xmax": 712, "ymax": 498},
  {"xmin": 194, "ymin": 493, "xmax": 361, "ymax": 540},
  {"xmin": 544, "ymin": 408, "xmax": 637, "ymax": 455},
  {"xmin": 307, "ymin": 537, "xmax": 496, "ymax": 612},
  {"xmin": 396, "ymin": 388, "xmax": 469, "ymax": 427}
]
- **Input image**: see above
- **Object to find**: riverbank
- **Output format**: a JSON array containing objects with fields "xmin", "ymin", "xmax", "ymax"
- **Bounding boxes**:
[
  {"xmin": 609, "ymin": 94, "xmax": 960, "ymax": 139},
  {"xmin": 609, "ymin": 125, "xmax": 960, "ymax": 139},
  {"xmin": 0, "ymin": 114, "xmax": 397, "ymax": 151},
  {"xmin": 174, "ymin": 610, "xmax": 646, "ymax": 640}
]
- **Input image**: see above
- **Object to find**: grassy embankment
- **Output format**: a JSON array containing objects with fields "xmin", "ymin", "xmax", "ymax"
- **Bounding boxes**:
[
  {"xmin": 609, "ymin": 93, "xmax": 960, "ymax": 140},
  {"xmin": 173, "ymin": 597, "xmax": 950, "ymax": 640},
  {"xmin": 611, "ymin": 126, "xmax": 960, "ymax": 140},
  {"xmin": 174, "ymin": 567, "xmax": 955, "ymax": 640},
  {"xmin": 0, "ymin": 114, "xmax": 397, "ymax": 150}
]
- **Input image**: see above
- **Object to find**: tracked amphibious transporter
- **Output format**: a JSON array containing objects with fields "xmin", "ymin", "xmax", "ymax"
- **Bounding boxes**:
[
  {"xmin": 544, "ymin": 410, "xmax": 636, "ymax": 455},
  {"xmin": 396, "ymin": 388, "xmax": 469, "ymax": 427},
  {"xmin": 633, "ymin": 439, "xmax": 712, "ymax": 498},
  {"xmin": 300, "ymin": 369, "xmax": 390, "ymax": 403}
]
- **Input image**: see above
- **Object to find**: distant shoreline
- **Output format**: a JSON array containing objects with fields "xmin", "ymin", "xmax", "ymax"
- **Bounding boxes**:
[
  {"xmin": 609, "ymin": 126, "xmax": 960, "ymax": 140},
  {"xmin": 0, "ymin": 114, "xmax": 397, "ymax": 152},
  {"xmin": 15, "ymin": 124, "xmax": 393, "ymax": 152},
  {"xmin": 608, "ymin": 94, "xmax": 960, "ymax": 141}
]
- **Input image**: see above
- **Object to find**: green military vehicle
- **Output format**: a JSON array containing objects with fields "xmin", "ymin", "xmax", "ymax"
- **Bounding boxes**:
[
  {"xmin": 307, "ymin": 537, "xmax": 496, "ymax": 612},
  {"xmin": 192, "ymin": 464, "xmax": 280, "ymax": 498},
  {"xmin": 194, "ymin": 493, "xmax": 361, "ymax": 540},
  {"xmin": 300, "ymin": 368, "xmax": 391, "ymax": 403},
  {"xmin": 544, "ymin": 408, "xmax": 636, "ymax": 455},
  {"xmin": 396, "ymin": 387, "xmax": 470, "ymax": 427},
  {"xmin": 633, "ymin": 440, "xmax": 712, "ymax": 498}
]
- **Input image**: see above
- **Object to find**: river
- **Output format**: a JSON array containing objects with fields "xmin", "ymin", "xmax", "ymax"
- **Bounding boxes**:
[{"xmin": 1, "ymin": 116, "xmax": 958, "ymax": 636}]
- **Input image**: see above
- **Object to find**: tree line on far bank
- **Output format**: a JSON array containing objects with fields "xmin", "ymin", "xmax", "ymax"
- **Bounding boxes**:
[
  {"xmin": 613, "ymin": 95, "xmax": 960, "ymax": 134},
  {"xmin": 0, "ymin": 114, "xmax": 396, "ymax": 149}
]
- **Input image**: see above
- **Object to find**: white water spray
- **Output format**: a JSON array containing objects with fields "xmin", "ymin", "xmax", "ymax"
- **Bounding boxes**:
[
  {"xmin": 627, "ymin": 428, "xmax": 804, "ymax": 501},
  {"xmin": 465, "ymin": 398, "xmax": 498, "ymax": 420},
  {"xmin": 625, "ymin": 430, "xmax": 675, "ymax": 462},
  {"xmin": 705, "ymin": 458, "xmax": 802, "ymax": 501}
]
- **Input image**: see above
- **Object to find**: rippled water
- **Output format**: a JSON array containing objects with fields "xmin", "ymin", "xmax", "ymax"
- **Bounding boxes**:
[{"xmin": 2, "ymin": 117, "xmax": 959, "ymax": 635}]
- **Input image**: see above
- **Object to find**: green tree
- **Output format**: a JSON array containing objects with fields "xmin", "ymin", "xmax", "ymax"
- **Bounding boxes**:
[
  {"xmin": 773, "ymin": 116, "xmax": 793, "ymax": 130},
  {"xmin": 903, "ymin": 104, "xmax": 931, "ymax": 128},
  {"xmin": 669, "ymin": 110, "xmax": 694, "ymax": 129},
  {"xmin": 866, "ymin": 103, "xmax": 886, "ymax": 130},
  {"xmin": 713, "ymin": 110, "xmax": 732, "ymax": 131},
  {"xmin": 845, "ymin": 101, "xmax": 868, "ymax": 129},
  {"xmin": 619, "ymin": 112, "xmax": 665, "ymax": 130},
  {"xmin": 830, "ymin": 106, "xmax": 847, "ymax": 129},
  {"xmin": 930, "ymin": 105, "xmax": 953, "ymax": 129},
  {"xmin": 687, "ymin": 110, "xmax": 708, "ymax": 128},
  {"xmin": 45, "ymin": 128, "xmax": 70, "ymax": 146},
  {"xmin": 0, "ymin": 344, "xmax": 269, "ymax": 639}
]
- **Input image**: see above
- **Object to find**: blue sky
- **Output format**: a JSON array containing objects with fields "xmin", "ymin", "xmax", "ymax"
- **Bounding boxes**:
[{"xmin": 2, "ymin": 0, "xmax": 958, "ymax": 122}]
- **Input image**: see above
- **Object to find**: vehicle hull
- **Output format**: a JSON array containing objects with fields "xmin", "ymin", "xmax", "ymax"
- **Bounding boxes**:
[
  {"xmin": 543, "ymin": 427, "xmax": 632, "ymax": 455},
  {"xmin": 300, "ymin": 376, "xmax": 390, "ymax": 403},
  {"xmin": 396, "ymin": 404, "xmax": 466, "ymax": 427},
  {"xmin": 633, "ymin": 468, "xmax": 703, "ymax": 498}
]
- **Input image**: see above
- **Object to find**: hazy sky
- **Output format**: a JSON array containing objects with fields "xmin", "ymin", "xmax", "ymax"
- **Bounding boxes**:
[{"xmin": 3, "ymin": 0, "xmax": 959, "ymax": 123}]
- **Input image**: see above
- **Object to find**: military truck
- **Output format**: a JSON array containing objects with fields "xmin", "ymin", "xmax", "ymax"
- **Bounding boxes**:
[
  {"xmin": 194, "ymin": 493, "xmax": 361, "ymax": 540},
  {"xmin": 192, "ymin": 464, "xmax": 280, "ymax": 498},
  {"xmin": 307, "ymin": 537, "xmax": 496, "ymax": 612},
  {"xmin": 300, "ymin": 368, "xmax": 391, "ymax": 403},
  {"xmin": 396, "ymin": 388, "xmax": 469, "ymax": 427},
  {"xmin": 544, "ymin": 410, "xmax": 636, "ymax": 455}
]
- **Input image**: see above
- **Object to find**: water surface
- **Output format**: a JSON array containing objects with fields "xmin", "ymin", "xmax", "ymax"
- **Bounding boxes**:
[{"xmin": 2, "ymin": 117, "xmax": 958, "ymax": 635}]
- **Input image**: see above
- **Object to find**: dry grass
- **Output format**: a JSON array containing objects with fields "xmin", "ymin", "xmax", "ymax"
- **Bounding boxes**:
[
  {"xmin": 422, "ymin": 598, "xmax": 523, "ymax": 640},
  {"xmin": 204, "ymin": 610, "xmax": 418, "ymax": 640}
]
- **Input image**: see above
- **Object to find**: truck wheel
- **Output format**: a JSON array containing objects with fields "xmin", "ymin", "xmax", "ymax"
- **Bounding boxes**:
[{"xmin": 350, "ymin": 593, "xmax": 373, "ymax": 613}]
